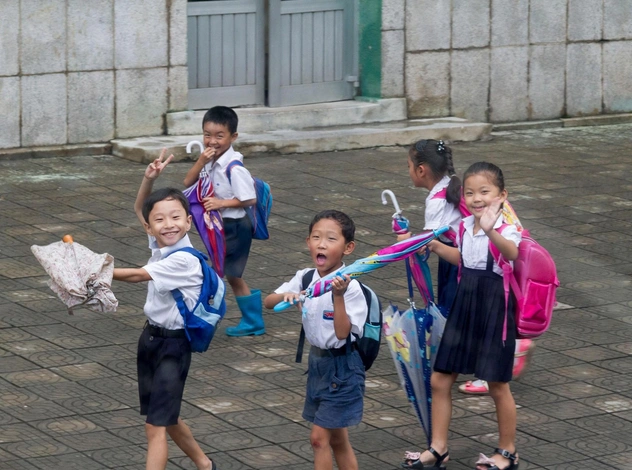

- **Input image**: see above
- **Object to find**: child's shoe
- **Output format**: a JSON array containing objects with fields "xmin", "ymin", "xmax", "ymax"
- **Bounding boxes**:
[
  {"xmin": 458, "ymin": 379, "xmax": 489, "ymax": 394},
  {"xmin": 512, "ymin": 339, "xmax": 535, "ymax": 379}
]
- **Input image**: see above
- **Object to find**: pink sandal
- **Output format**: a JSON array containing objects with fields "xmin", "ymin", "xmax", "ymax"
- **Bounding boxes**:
[{"xmin": 458, "ymin": 379, "xmax": 489, "ymax": 394}]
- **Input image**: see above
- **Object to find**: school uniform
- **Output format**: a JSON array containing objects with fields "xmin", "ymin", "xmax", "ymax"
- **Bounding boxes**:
[
  {"xmin": 137, "ymin": 234, "xmax": 202, "ymax": 426},
  {"xmin": 275, "ymin": 267, "xmax": 367, "ymax": 429},
  {"xmin": 424, "ymin": 176, "xmax": 462, "ymax": 311},
  {"xmin": 433, "ymin": 216, "xmax": 521, "ymax": 383},
  {"xmin": 203, "ymin": 146, "xmax": 256, "ymax": 278}
]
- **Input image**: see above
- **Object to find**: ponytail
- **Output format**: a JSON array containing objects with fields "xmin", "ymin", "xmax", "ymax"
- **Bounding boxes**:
[{"xmin": 443, "ymin": 146, "xmax": 462, "ymax": 206}]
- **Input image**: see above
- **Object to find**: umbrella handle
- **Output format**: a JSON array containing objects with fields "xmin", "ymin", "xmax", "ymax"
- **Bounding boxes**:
[
  {"xmin": 186, "ymin": 140, "xmax": 204, "ymax": 154},
  {"xmin": 381, "ymin": 189, "xmax": 402, "ymax": 218},
  {"xmin": 273, "ymin": 295, "xmax": 305, "ymax": 312}
]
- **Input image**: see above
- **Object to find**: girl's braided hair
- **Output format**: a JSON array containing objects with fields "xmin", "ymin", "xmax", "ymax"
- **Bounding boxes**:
[{"xmin": 409, "ymin": 139, "xmax": 461, "ymax": 205}]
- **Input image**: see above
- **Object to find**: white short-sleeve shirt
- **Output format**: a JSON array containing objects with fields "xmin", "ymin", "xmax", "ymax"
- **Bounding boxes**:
[
  {"xmin": 201, "ymin": 146, "xmax": 256, "ymax": 220},
  {"xmin": 424, "ymin": 176, "xmax": 462, "ymax": 243},
  {"xmin": 142, "ymin": 234, "xmax": 203, "ymax": 329},
  {"xmin": 274, "ymin": 267, "xmax": 368, "ymax": 350},
  {"xmin": 458, "ymin": 215, "xmax": 522, "ymax": 276}
]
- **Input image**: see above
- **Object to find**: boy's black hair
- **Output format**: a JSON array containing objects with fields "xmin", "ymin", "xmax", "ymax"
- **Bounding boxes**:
[
  {"xmin": 409, "ymin": 139, "xmax": 461, "ymax": 205},
  {"xmin": 463, "ymin": 162, "xmax": 505, "ymax": 191},
  {"xmin": 309, "ymin": 210, "xmax": 355, "ymax": 243},
  {"xmin": 202, "ymin": 106, "xmax": 238, "ymax": 134},
  {"xmin": 142, "ymin": 187, "xmax": 190, "ymax": 223}
]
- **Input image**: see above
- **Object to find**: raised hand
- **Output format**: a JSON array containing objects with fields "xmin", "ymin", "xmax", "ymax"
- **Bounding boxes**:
[
  {"xmin": 480, "ymin": 197, "xmax": 504, "ymax": 233},
  {"xmin": 331, "ymin": 274, "xmax": 351, "ymax": 297},
  {"xmin": 200, "ymin": 146, "xmax": 216, "ymax": 164},
  {"xmin": 145, "ymin": 148, "xmax": 174, "ymax": 180}
]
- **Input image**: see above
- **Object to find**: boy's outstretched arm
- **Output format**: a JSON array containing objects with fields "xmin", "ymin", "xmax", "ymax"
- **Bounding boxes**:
[
  {"xmin": 264, "ymin": 292, "xmax": 302, "ymax": 310},
  {"xmin": 113, "ymin": 267, "xmax": 152, "ymax": 283},
  {"xmin": 134, "ymin": 149, "xmax": 173, "ymax": 226}
]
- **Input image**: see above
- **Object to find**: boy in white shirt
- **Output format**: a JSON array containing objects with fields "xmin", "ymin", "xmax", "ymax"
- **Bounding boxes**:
[
  {"xmin": 113, "ymin": 151, "xmax": 216, "ymax": 470},
  {"xmin": 264, "ymin": 210, "xmax": 367, "ymax": 470},
  {"xmin": 183, "ymin": 106, "xmax": 264, "ymax": 337}
]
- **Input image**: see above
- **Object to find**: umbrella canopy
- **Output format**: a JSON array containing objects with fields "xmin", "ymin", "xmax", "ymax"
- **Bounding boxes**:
[
  {"xmin": 183, "ymin": 170, "xmax": 226, "ymax": 278},
  {"xmin": 273, "ymin": 226, "xmax": 449, "ymax": 312},
  {"xmin": 31, "ymin": 237, "xmax": 118, "ymax": 314}
]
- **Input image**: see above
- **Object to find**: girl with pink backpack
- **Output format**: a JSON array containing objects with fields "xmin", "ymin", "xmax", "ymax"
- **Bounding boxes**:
[{"xmin": 402, "ymin": 162, "xmax": 522, "ymax": 470}]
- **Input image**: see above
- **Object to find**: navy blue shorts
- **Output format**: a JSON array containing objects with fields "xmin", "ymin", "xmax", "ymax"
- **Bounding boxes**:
[
  {"xmin": 224, "ymin": 216, "xmax": 252, "ymax": 278},
  {"xmin": 302, "ymin": 347, "xmax": 365, "ymax": 429},
  {"xmin": 137, "ymin": 326, "xmax": 191, "ymax": 426}
]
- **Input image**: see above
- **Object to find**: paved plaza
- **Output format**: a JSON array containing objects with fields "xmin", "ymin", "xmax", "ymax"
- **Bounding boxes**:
[{"xmin": 2, "ymin": 124, "xmax": 632, "ymax": 469}]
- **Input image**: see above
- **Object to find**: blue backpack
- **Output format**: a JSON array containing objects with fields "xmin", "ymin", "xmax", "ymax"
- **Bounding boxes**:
[
  {"xmin": 226, "ymin": 160, "xmax": 272, "ymax": 240},
  {"xmin": 296, "ymin": 269, "xmax": 382, "ymax": 371},
  {"xmin": 166, "ymin": 247, "xmax": 226, "ymax": 352}
]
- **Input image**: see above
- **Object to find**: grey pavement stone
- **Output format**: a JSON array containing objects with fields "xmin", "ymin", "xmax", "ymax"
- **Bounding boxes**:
[
  {"xmin": 115, "ymin": 68, "xmax": 168, "ymax": 138},
  {"xmin": 0, "ymin": 77, "xmax": 20, "ymax": 149},
  {"xmin": 114, "ymin": 0, "xmax": 168, "ymax": 69},
  {"xmin": 405, "ymin": 51, "xmax": 450, "ymax": 117},
  {"xmin": 68, "ymin": 71, "xmax": 115, "ymax": 143},
  {"xmin": 566, "ymin": 42, "xmax": 602, "ymax": 116},
  {"xmin": 405, "ymin": 0, "xmax": 451, "ymax": 51},
  {"xmin": 603, "ymin": 41, "xmax": 632, "ymax": 113},
  {"xmin": 451, "ymin": 48, "xmax": 490, "ymax": 122},
  {"xmin": 568, "ymin": 0, "xmax": 603, "ymax": 41},
  {"xmin": 490, "ymin": 46, "xmax": 529, "ymax": 122},
  {"xmin": 20, "ymin": 0, "xmax": 66, "ymax": 75},
  {"xmin": 2, "ymin": 125, "xmax": 632, "ymax": 467},
  {"xmin": 528, "ymin": 44, "xmax": 566, "ymax": 120},
  {"xmin": 0, "ymin": 2, "xmax": 19, "ymax": 77},
  {"xmin": 381, "ymin": 30, "xmax": 405, "ymax": 98},
  {"xmin": 529, "ymin": 0, "xmax": 567, "ymax": 44},
  {"xmin": 492, "ymin": 0, "xmax": 529, "ymax": 46},
  {"xmin": 67, "ymin": 0, "xmax": 114, "ymax": 71},
  {"xmin": 382, "ymin": 0, "xmax": 405, "ymax": 31},
  {"xmin": 21, "ymin": 74, "xmax": 67, "ymax": 147},
  {"xmin": 604, "ymin": 0, "xmax": 632, "ymax": 40},
  {"xmin": 452, "ymin": 0, "xmax": 490, "ymax": 49}
]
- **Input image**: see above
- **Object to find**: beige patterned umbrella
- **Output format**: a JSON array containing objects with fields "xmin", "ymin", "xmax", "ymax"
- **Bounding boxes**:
[{"xmin": 31, "ymin": 236, "xmax": 118, "ymax": 314}]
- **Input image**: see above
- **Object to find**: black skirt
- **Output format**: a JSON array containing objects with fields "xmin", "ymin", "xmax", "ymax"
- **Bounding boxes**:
[{"xmin": 433, "ymin": 262, "xmax": 516, "ymax": 383}]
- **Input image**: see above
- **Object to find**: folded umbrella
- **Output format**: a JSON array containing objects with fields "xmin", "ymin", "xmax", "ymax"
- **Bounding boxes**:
[
  {"xmin": 183, "ymin": 141, "xmax": 226, "ymax": 277},
  {"xmin": 273, "ymin": 226, "xmax": 449, "ymax": 312},
  {"xmin": 31, "ymin": 236, "xmax": 118, "ymax": 314}
]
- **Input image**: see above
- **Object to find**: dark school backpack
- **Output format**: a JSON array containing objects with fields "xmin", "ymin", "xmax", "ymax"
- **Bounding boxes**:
[
  {"xmin": 226, "ymin": 160, "xmax": 273, "ymax": 240},
  {"xmin": 166, "ymin": 247, "xmax": 227, "ymax": 352},
  {"xmin": 295, "ymin": 269, "xmax": 382, "ymax": 371}
]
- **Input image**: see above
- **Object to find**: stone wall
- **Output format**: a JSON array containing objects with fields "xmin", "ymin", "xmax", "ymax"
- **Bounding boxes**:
[
  {"xmin": 0, "ymin": 0, "xmax": 187, "ymax": 150},
  {"xmin": 381, "ymin": 0, "xmax": 632, "ymax": 122}
]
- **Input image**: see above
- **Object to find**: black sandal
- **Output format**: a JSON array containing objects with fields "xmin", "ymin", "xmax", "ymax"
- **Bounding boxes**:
[
  {"xmin": 474, "ymin": 448, "xmax": 518, "ymax": 470},
  {"xmin": 401, "ymin": 447, "xmax": 449, "ymax": 469}
]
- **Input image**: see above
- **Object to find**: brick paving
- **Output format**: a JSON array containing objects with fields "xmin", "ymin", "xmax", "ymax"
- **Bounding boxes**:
[{"xmin": 1, "ymin": 124, "xmax": 632, "ymax": 469}]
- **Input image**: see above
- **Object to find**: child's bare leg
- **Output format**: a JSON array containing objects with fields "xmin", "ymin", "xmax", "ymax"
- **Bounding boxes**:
[
  {"xmin": 167, "ymin": 418, "xmax": 212, "ymax": 470},
  {"xmin": 330, "ymin": 427, "xmax": 358, "ymax": 470},
  {"xmin": 145, "ymin": 423, "xmax": 168, "ymax": 470},
  {"xmin": 482, "ymin": 382, "xmax": 517, "ymax": 469},
  {"xmin": 413, "ymin": 371, "xmax": 456, "ymax": 464},
  {"xmin": 310, "ymin": 424, "xmax": 334, "ymax": 470},
  {"xmin": 227, "ymin": 275, "xmax": 250, "ymax": 297}
]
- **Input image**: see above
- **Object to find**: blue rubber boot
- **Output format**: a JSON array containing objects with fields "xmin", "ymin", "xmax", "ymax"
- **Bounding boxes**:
[{"xmin": 226, "ymin": 289, "xmax": 266, "ymax": 337}]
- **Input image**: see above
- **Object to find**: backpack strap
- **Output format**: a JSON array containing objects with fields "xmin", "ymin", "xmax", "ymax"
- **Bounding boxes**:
[
  {"xmin": 225, "ymin": 160, "xmax": 244, "ymax": 184},
  {"xmin": 295, "ymin": 269, "xmax": 316, "ymax": 363},
  {"xmin": 431, "ymin": 187, "xmax": 447, "ymax": 200},
  {"xmin": 488, "ymin": 224, "xmax": 523, "ymax": 342}
]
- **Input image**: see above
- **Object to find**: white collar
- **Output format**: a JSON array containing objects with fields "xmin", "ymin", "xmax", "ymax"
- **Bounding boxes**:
[
  {"xmin": 428, "ymin": 175, "xmax": 451, "ymax": 198},
  {"xmin": 213, "ymin": 146, "xmax": 243, "ymax": 169},
  {"xmin": 149, "ymin": 233, "xmax": 194, "ymax": 258}
]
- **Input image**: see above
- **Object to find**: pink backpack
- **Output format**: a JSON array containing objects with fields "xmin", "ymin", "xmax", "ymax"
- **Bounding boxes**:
[{"xmin": 458, "ymin": 222, "xmax": 559, "ymax": 339}]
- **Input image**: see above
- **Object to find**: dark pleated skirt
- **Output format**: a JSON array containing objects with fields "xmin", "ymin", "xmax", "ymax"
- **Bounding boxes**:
[
  {"xmin": 437, "ymin": 242, "xmax": 459, "ymax": 313},
  {"xmin": 433, "ymin": 266, "xmax": 516, "ymax": 383}
]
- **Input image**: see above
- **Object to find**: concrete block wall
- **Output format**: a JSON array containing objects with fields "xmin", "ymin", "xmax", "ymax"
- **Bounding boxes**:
[
  {"xmin": 383, "ymin": 0, "xmax": 632, "ymax": 122},
  {"xmin": 0, "ymin": 0, "xmax": 187, "ymax": 150}
]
